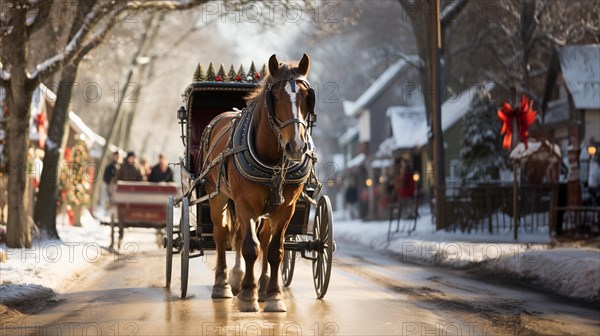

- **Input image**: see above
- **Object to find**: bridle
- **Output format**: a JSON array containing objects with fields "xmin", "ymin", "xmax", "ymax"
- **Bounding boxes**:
[{"xmin": 265, "ymin": 72, "xmax": 316, "ymax": 141}]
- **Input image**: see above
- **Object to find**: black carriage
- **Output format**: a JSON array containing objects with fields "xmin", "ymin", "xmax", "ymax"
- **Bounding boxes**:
[{"xmin": 164, "ymin": 63, "xmax": 335, "ymax": 299}]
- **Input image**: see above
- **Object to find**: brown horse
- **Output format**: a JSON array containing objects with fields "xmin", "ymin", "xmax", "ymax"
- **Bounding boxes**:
[{"xmin": 200, "ymin": 54, "xmax": 315, "ymax": 312}]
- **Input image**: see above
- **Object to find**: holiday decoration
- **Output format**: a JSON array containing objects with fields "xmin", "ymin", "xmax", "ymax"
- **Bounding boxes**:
[
  {"xmin": 237, "ymin": 64, "xmax": 246, "ymax": 81},
  {"xmin": 57, "ymin": 141, "xmax": 91, "ymax": 226},
  {"xmin": 248, "ymin": 62, "xmax": 259, "ymax": 82},
  {"xmin": 206, "ymin": 63, "xmax": 216, "ymax": 81},
  {"xmin": 260, "ymin": 64, "xmax": 267, "ymax": 79},
  {"xmin": 193, "ymin": 63, "xmax": 205, "ymax": 82},
  {"xmin": 191, "ymin": 63, "xmax": 267, "ymax": 83},
  {"xmin": 34, "ymin": 112, "xmax": 47, "ymax": 149},
  {"xmin": 228, "ymin": 65, "xmax": 237, "ymax": 82},
  {"xmin": 216, "ymin": 64, "xmax": 226, "ymax": 82},
  {"xmin": 498, "ymin": 95, "xmax": 537, "ymax": 150}
]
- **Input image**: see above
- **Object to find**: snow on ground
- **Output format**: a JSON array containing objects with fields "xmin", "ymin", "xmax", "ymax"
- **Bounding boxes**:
[
  {"xmin": 0, "ymin": 209, "xmax": 157, "ymax": 309},
  {"xmin": 333, "ymin": 209, "xmax": 600, "ymax": 303}
]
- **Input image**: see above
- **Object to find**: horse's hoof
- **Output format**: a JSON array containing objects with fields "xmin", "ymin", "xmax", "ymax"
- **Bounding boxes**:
[
  {"xmin": 258, "ymin": 291, "xmax": 268, "ymax": 302},
  {"xmin": 211, "ymin": 285, "xmax": 233, "ymax": 299},
  {"xmin": 264, "ymin": 299, "xmax": 287, "ymax": 312},
  {"xmin": 237, "ymin": 298, "xmax": 259, "ymax": 312}
]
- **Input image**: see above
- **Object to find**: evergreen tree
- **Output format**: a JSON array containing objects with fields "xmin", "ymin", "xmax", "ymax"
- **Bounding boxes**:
[
  {"xmin": 460, "ymin": 87, "xmax": 508, "ymax": 182},
  {"xmin": 206, "ymin": 63, "xmax": 216, "ymax": 81},
  {"xmin": 228, "ymin": 65, "xmax": 237, "ymax": 82},
  {"xmin": 237, "ymin": 65, "xmax": 246, "ymax": 81},
  {"xmin": 260, "ymin": 64, "xmax": 266, "ymax": 79},
  {"xmin": 193, "ymin": 63, "xmax": 205, "ymax": 82},
  {"xmin": 248, "ymin": 62, "xmax": 258, "ymax": 82},
  {"xmin": 216, "ymin": 64, "xmax": 226, "ymax": 81}
]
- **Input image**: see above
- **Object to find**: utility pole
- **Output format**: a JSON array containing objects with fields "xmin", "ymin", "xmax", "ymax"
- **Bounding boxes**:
[{"xmin": 431, "ymin": 0, "xmax": 446, "ymax": 230}]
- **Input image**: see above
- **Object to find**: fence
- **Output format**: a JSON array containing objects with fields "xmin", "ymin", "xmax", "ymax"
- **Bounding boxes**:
[{"xmin": 442, "ymin": 183, "xmax": 557, "ymax": 234}]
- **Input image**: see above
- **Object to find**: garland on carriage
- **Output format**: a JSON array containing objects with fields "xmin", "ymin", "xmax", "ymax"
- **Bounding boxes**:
[{"xmin": 193, "ymin": 62, "xmax": 266, "ymax": 83}]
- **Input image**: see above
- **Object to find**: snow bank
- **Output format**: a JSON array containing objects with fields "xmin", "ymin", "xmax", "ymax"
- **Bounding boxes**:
[
  {"xmin": 0, "ymin": 210, "xmax": 112, "ymax": 307},
  {"xmin": 334, "ymin": 210, "xmax": 600, "ymax": 303}
]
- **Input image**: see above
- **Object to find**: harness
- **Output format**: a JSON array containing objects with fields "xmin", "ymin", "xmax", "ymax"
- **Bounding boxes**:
[{"xmin": 178, "ymin": 72, "xmax": 319, "ymax": 215}]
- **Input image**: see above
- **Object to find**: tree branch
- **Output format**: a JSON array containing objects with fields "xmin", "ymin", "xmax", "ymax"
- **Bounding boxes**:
[
  {"xmin": 441, "ymin": 0, "xmax": 470, "ymax": 27},
  {"xmin": 26, "ymin": 0, "xmax": 54, "ymax": 35},
  {"xmin": 125, "ymin": 0, "xmax": 209, "ymax": 10}
]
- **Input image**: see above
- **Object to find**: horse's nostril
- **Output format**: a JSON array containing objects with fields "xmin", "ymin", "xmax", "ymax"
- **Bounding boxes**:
[{"xmin": 285, "ymin": 142, "xmax": 294, "ymax": 154}]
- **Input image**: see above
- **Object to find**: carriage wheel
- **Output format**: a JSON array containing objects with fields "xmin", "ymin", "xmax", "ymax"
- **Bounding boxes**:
[
  {"xmin": 180, "ymin": 197, "xmax": 190, "ymax": 298},
  {"xmin": 312, "ymin": 195, "xmax": 334, "ymax": 299},
  {"xmin": 165, "ymin": 196, "xmax": 174, "ymax": 288},
  {"xmin": 109, "ymin": 214, "xmax": 115, "ymax": 251},
  {"xmin": 281, "ymin": 235, "xmax": 297, "ymax": 287}
]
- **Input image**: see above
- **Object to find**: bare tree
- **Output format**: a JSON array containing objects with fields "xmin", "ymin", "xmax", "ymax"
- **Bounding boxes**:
[
  {"xmin": 455, "ymin": 0, "xmax": 599, "ymax": 99},
  {"xmin": 0, "ymin": 0, "xmax": 221, "ymax": 248}
]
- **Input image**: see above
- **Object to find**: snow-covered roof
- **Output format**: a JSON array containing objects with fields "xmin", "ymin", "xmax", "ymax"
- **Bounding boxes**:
[
  {"xmin": 371, "ymin": 158, "xmax": 393, "ymax": 168},
  {"xmin": 381, "ymin": 83, "xmax": 495, "ymax": 153},
  {"xmin": 344, "ymin": 56, "xmax": 420, "ymax": 117},
  {"xmin": 510, "ymin": 139, "xmax": 561, "ymax": 161},
  {"xmin": 558, "ymin": 45, "xmax": 600, "ymax": 109},
  {"xmin": 339, "ymin": 125, "xmax": 359, "ymax": 146},
  {"xmin": 69, "ymin": 111, "xmax": 104, "ymax": 144},
  {"xmin": 346, "ymin": 153, "xmax": 365, "ymax": 169},
  {"xmin": 27, "ymin": 84, "xmax": 122, "ymax": 157},
  {"xmin": 387, "ymin": 105, "xmax": 428, "ymax": 150}
]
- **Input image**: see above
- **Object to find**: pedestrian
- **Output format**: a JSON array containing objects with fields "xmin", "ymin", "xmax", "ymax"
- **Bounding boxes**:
[
  {"xmin": 118, "ymin": 151, "xmax": 146, "ymax": 182},
  {"xmin": 344, "ymin": 182, "xmax": 358, "ymax": 219},
  {"xmin": 148, "ymin": 153, "xmax": 174, "ymax": 183},
  {"xmin": 589, "ymin": 154, "xmax": 600, "ymax": 205},
  {"xmin": 103, "ymin": 151, "xmax": 121, "ymax": 205}
]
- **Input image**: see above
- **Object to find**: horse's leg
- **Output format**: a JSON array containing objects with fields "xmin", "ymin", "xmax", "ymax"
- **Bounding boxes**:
[
  {"xmin": 230, "ymin": 217, "xmax": 244, "ymax": 296},
  {"xmin": 210, "ymin": 194, "xmax": 233, "ymax": 299},
  {"xmin": 236, "ymin": 209, "xmax": 261, "ymax": 312},
  {"xmin": 264, "ymin": 207, "xmax": 295, "ymax": 312},
  {"xmin": 258, "ymin": 218, "xmax": 272, "ymax": 302}
]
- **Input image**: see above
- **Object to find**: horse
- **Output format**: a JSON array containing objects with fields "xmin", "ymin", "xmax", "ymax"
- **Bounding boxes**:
[{"xmin": 199, "ymin": 54, "xmax": 316, "ymax": 312}]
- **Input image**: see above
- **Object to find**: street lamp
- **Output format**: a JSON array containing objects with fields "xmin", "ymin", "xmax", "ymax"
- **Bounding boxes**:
[
  {"xmin": 588, "ymin": 145, "xmax": 597, "ymax": 189},
  {"xmin": 588, "ymin": 145, "xmax": 597, "ymax": 158}
]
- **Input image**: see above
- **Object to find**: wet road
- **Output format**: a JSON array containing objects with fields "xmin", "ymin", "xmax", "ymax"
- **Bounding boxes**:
[{"xmin": 2, "ymin": 233, "xmax": 599, "ymax": 336}]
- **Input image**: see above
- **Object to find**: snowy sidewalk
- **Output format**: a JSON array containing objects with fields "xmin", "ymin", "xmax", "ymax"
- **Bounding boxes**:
[
  {"xmin": 334, "ymin": 211, "xmax": 600, "ymax": 303},
  {"xmin": 0, "ymin": 210, "xmax": 156, "ymax": 313}
]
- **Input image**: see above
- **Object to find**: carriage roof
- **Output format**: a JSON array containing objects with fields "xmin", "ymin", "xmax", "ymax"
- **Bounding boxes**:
[{"xmin": 182, "ymin": 62, "xmax": 265, "ymax": 109}]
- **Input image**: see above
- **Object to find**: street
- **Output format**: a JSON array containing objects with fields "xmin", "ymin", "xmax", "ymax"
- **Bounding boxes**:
[{"xmin": 1, "ymin": 233, "xmax": 598, "ymax": 336}]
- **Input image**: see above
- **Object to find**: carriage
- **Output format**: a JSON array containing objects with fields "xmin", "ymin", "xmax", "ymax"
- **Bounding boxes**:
[
  {"xmin": 163, "ymin": 58, "xmax": 335, "ymax": 306},
  {"xmin": 102, "ymin": 181, "xmax": 178, "ymax": 250}
]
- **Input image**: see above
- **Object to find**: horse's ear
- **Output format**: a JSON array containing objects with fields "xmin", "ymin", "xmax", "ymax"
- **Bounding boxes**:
[
  {"xmin": 269, "ymin": 54, "xmax": 280, "ymax": 77},
  {"xmin": 298, "ymin": 53, "xmax": 310, "ymax": 76}
]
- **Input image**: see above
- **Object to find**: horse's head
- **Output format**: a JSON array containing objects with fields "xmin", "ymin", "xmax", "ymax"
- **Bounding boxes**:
[{"xmin": 266, "ymin": 54, "xmax": 315, "ymax": 161}]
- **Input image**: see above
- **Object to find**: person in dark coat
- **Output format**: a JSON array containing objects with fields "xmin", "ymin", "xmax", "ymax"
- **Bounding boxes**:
[
  {"xmin": 103, "ymin": 151, "xmax": 121, "ymax": 206},
  {"xmin": 148, "ymin": 153, "xmax": 174, "ymax": 183},
  {"xmin": 118, "ymin": 151, "xmax": 145, "ymax": 182},
  {"xmin": 103, "ymin": 151, "xmax": 121, "ymax": 186}
]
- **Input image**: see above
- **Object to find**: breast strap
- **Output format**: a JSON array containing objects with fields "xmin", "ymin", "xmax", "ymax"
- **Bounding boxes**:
[{"xmin": 232, "ymin": 109, "xmax": 315, "ymax": 186}]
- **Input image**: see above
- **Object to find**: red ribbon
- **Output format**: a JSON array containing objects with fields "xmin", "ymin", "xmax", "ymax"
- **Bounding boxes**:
[{"xmin": 498, "ymin": 95, "xmax": 537, "ymax": 150}]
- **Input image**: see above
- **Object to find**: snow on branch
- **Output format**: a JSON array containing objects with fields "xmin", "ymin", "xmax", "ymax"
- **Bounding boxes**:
[
  {"xmin": 440, "ymin": 0, "xmax": 471, "ymax": 29},
  {"xmin": 27, "ymin": 3, "xmax": 113, "ymax": 82},
  {"xmin": 0, "ymin": 68, "xmax": 10, "ymax": 87},
  {"xmin": 126, "ymin": 0, "xmax": 208, "ymax": 10}
]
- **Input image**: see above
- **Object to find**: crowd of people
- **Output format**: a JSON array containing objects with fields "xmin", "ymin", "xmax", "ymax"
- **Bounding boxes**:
[{"xmin": 102, "ymin": 151, "xmax": 174, "ymax": 204}]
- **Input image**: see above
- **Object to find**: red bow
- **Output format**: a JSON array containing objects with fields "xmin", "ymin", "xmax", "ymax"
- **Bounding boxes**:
[{"xmin": 497, "ymin": 95, "xmax": 537, "ymax": 150}]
